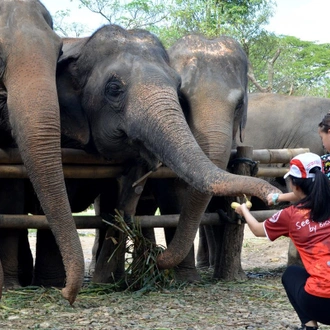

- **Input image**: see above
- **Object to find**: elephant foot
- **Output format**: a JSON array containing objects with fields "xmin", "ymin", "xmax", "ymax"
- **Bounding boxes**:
[
  {"xmin": 174, "ymin": 266, "xmax": 201, "ymax": 283},
  {"xmin": 196, "ymin": 261, "xmax": 211, "ymax": 269},
  {"xmin": 4, "ymin": 277, "xmax": 21, "ymax": 290},
  {"xmin": 92, "ymin": 266, "xmax": 125, "ymax": 284}
]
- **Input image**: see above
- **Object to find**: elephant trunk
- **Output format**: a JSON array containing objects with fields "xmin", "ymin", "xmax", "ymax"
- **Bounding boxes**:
[
  {"xmin": 158, "ymin": 188, "xmax": 211, "ymax": 269},
  {"xmin": 158, "ymin": 100, "xmax": 236, "ymax": 269},
  {"xmin": 128, "ymin": 85, "xmax": 279, "ymax": 270},
  {"xmin": 129, "ymin": 86, "xmax": 279, "ymax": 201},
  {"xmin": 5, "ymin": 61, "xmax": 84, "ymax": 304}
]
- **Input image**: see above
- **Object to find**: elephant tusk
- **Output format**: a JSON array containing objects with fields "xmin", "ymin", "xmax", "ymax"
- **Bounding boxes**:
[{"xmin": 132, "ymin": 162, "xmax": 162, "ymax": 187}]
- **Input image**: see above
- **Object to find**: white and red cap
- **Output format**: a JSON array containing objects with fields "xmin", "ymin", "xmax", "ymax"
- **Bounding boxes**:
[{"xmin": 284, "ymin": 152, "xmax": 323, "ymax": 179}]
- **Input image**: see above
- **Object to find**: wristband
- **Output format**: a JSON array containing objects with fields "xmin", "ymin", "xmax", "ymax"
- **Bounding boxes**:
[{"xmin": 272, "ymin": 193, "xmax": 279, "ymax": 205}]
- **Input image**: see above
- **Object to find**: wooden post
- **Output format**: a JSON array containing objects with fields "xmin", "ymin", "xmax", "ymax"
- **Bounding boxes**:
[{"xmin": 213, "ymin": 146, "xmax": 254, "ymax": 281}]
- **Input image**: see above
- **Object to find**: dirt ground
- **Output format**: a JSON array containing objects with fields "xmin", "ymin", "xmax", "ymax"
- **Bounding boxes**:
[
  {"xmin": 78, "ymin": 226, "xmax": 291, "ymax": 275},
  {"xmin": 1, "ymin": 227, "xmax": 330, "ymax": 330}
]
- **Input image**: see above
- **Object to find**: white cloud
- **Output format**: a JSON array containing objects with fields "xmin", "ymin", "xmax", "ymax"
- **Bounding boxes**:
[{"xmin": 267, "ymin": 0, "xmax": 330, "ymax": 43}]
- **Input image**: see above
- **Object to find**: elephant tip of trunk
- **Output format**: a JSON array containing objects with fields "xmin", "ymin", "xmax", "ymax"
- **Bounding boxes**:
[
  {"xmin": 61, "ymin": 286, "xmax": 80, "ymax": 305},
  {"xmin": 157, "ymin": 252, "xmax": 176, "ymax": 270}
]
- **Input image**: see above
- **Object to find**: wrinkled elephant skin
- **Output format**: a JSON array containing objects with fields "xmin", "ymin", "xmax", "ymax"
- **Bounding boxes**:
[
  {"xmin": 238, "ymin": 93, "xmax": 330, "ymax": 154},
  {"xmin": 150, "ymin": 34, "xmax": 250, "ymax": 277},
  {"xmin": 0, "ymin": 0, "xmax": 84, "ymax": 303},
  {"xmin": 56, "ymin": 25, "xmax": 280, "ymax": 274}
]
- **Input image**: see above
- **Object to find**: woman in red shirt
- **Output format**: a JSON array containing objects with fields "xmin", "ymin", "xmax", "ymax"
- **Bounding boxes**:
[{"xmin": 235, "ymin": 152, "xmax": 330, "ymax": 330}]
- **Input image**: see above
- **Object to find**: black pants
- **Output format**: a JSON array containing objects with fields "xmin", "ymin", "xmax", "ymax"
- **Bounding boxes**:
[{"xmin": 282, "ymin": 265, "xmax": 330, "ymax": 325}]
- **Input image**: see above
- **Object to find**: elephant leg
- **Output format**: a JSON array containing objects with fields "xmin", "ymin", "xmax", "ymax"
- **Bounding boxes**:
[
  {"xmin": 196, "ymin": 224, "xmax": 217, "ymax": 269},
  {"xmin": 196, "ymin": 225, "xmax": 209, "ymax": 269},
  {"xmin": 88, "ymin": 228, "xmax": 100, "ymax": 277},
  {"xmin": 93, "ymin": 166, "xmax": 150, "ymax": 283},
  {"xmin": 164, "ymin": 227, "xmax": 200, "ymax": 282},
  {"xmin": 0, "ymin": 179, "xmax": 32, "ymax": 288},
  {"xmin": 18, "ymin": 229, "xmax": 33, "ymax": 286},
  {"xmin": 92, "ymin": 182, "xmax": 126, "ymax": 284},
  {"xmin": 33, "ymin": 230, "xmax": 65, "ymax": 287},
  {"xmin": 0, "ymin": 229, "xmax": 21, "ymax": 289},
  {"xmin": 92, "ymin": 226, "xmax": 126, "ymax": 283},
  {"xmin": 137, "ymin": 182, "xmax": 159, "ymax": 244},
  {"xmin": 205, "ymin": 224, "xmax": 217, "ymax": 268}
]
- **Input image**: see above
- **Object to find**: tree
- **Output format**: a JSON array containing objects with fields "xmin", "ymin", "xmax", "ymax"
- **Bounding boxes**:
[
  {"xmin": 57, "ymin": 0, "xmax": 329, "ymax": 97},
  {"xmin": 77, "ymin": 0, "xmax": 169, "ymax": 29},
  {"xmin": 52, "ymin": 9, "xmax": 88, "ymax": 37},
  {"xmin": 249, "ymin": 35, "xmax": 330, "ymax": 96}
]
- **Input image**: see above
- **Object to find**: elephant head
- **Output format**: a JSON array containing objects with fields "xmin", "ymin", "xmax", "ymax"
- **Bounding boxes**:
[
  {"xmin": 170, "ymin": 34, "xmax": 248, "ymax": 169},
  {"xmin": 56, "ymin": 24, "xmax": 280, "ymax": 269},
  {"xmin": 0, "ymin": 0, "xmax": 84, "ymax": 303}
]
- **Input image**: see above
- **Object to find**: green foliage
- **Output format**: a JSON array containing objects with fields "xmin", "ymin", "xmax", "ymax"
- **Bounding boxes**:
[
  {"xmin": 77, "ymin": 0, "xmax": 169, "ymax": 29},
  {"xmin": 249, "ymin": 35, "xmax": 330, "ymax": 96},
  {"xmin": 102, "ymin": 210, "xmax": 176, "ymax": 292},
  {"xmin": 57, "ymin": 0, "xmax": 329, "ymax": 97},
  {"xmin": 52, "ymin": 9, "xmax": 88, "ymax": 37}
]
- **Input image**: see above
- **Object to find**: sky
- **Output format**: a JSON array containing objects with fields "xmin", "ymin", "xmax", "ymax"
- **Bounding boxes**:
[{"xmin": 40, "ymin": 0, "xmax": 330, "ymax": 44}]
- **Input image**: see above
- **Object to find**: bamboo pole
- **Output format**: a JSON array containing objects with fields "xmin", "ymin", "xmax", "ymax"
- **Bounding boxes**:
[
  {"xmin": 0, "ymin": 164, "xmax": 289, "ymax": 178},
  {"xmin": 0, "ymin": 210, "xmax": 277, "ymax": 229},
  {"xmin": 0, "ymin": 147, "xmax": 309, "ymax": 165}
]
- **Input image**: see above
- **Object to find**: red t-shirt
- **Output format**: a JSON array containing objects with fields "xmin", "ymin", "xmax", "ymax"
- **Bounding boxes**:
[{"xmin": 264, "ymin": 205, "xmax": 330, "ymax": 298}]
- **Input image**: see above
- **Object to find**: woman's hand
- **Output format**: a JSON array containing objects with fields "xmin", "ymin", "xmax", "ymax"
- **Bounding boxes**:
[
  {"xmin": 235, "ymin": 203, "xmax": 250, "ymax": 217},
  {"xmin": 267, "ymin": 193, "xmax": 279, "ymax": 206}
]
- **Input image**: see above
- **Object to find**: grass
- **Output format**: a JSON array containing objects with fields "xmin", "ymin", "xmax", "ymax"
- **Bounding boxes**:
[{"xmin": 101, "ymin": 209, "xmax": 176, "ymax": 292}]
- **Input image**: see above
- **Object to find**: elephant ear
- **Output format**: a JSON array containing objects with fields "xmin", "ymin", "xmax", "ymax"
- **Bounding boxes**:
[
  {"xmin": 57, "ymin": 38, "xmax": 91, "ymax": 149},
  {"xmin": 59, "ymin": 38, "xmax": 89, "ymax": 61},
  {"xmin": 239, "ymin": 92, "xmax": 248, "ymax": 143}
]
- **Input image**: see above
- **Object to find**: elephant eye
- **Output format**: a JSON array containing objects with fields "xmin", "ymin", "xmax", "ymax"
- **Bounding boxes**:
[{"xmin": 105, "ymin": 80, "xmax": 124, "ymax": 98}]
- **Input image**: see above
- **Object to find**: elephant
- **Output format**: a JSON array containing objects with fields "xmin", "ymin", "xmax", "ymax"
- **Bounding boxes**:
[
  {"xmin": 196, "ymin": 93, "xmax": 330, "ymax": 269},
  {"xmin": 22, "ymin": 25, "xmax": 280, "ymax": 287},
  {"xmin": 53, "ymin": 25, "xmax": 280, "ymax": 278},
  {"xmin": 235, "ymin": 93, "xmax": 330, "ymax": 194},
  {"xmin": 238, "ymin": 93, "xmax": 330, "ymax": 154},
  {"xmin": 139, "ymin": 33, "xmax": 250, "ymax": 281},
  {"xmin": 236, "ymin": 93, "xmax": 330, "ymax": 266},
  {"xmin": 0, "ymin": 0, "xmax": 84, "ymax": 303}
]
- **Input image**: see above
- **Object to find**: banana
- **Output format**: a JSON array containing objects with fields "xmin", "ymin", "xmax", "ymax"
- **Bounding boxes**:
[
  {"xmin": 231, "ymin": 202, "xmax": 241, "ymax": 209},
  {"xmin": 244, "ymin": 194, "xmax": 252, "ymax": 208},
  {"xmin": 231, "ymin": 196, "xmax": 252, "ymax": 210}
]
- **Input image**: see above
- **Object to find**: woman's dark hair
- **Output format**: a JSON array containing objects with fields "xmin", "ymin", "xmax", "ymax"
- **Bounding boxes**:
[
  {"xmin": 289, "ymin": 167, "xmax": 330, "ymax": 222},
  {"xmin": 318, "ymin": 112, "xmax": 330, "ymax": 133}
]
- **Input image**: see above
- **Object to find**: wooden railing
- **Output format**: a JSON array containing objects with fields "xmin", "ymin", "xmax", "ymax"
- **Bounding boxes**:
[{"xmin": 0, "ymin": 147, "xmax": 309, "ymax": 229}]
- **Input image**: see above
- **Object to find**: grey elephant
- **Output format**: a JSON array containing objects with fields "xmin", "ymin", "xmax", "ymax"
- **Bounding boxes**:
[
  {"xmin": 197, "ymin": 93, "xmax": 330, "ymax": 269},
  {"xmin": 236, "ymin": 93, "xmax": 330, "ymax": 266},
  {"xmin": 49, "ymin": 25, "xmax": 280, "ymax": 281},
  {"xmin": 0, "ymin": 0, "xmax": 84, "ymax": 303},
  {"xmin": 199, "ymin": 93, "xmax": 330, "ymax": 268},
  {"xmin": 236, "ymin": 93, "xmax": 330, "ymax": 195},
  {"xmin": 139, "ymin": 33, "xmax": 250, "ymax": 281},
  {"xmin": 239, "ymin": 93, "xmax": 330, "ymax": 154}
]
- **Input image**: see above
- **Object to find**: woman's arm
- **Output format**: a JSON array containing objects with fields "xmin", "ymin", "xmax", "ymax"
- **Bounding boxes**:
[
  {"xmin": 235, "ymin": 203, "xmax": 266, "ymax": 237},
  {"xmin": 267, "ymin": 192, "xmax": 299, "ymax": 205}
]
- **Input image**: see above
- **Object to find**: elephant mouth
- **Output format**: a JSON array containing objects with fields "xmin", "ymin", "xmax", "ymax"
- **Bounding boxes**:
[
  {"xmin": 137, "ymin": 148, "xmax": 161, "ymax": 172},
  {"xmin": 93, "ymin": 137, "xmax": 160, "ymax": 172}
]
